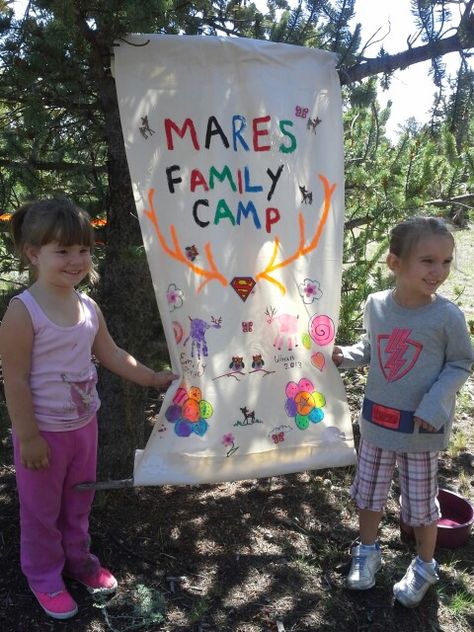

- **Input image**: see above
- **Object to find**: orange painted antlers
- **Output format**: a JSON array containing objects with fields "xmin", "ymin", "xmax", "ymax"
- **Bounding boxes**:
[
  {"xmin": 256, "ymin": 174, "xmax": 336, "ymax": 294},
  {"xmin": 143, "ymin": 188, "xmax": 228, "ymax": 293},
  {"xmin": 143, "ymin": 174, "xmax": 336, "ymax": 296}
]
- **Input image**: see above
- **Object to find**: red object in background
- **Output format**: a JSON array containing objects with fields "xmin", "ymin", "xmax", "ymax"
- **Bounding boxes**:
[
  {"xmin": 0, "ymin": 213, "xmax": 106, "ymax": 227},
  {"xmin": 1, "ymin": 213, "xmax": 107, "ymax": 246}
]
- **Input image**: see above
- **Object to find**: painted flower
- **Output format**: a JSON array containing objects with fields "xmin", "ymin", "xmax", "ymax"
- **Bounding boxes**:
[
  {"xmin": 222, "ymin": 432, "xmax": 239, "ymax": 457},
  {"xmin": 222, "ymin": 433, "xmax": 235, "ymax": 447},
  {"xmin": 298, "ymin": 278, "xmax": 322, "ymax": 304},
  {"xmin": 284, "ymin": 377, "xmax": 326, "ymax": 431},
  {"xmin": 165, "ymin": 384, "xmax": 212, "ymax": 438},
  {"xmin": 167, "ymin": 283, "xmax": 184, "ymax": 311}
]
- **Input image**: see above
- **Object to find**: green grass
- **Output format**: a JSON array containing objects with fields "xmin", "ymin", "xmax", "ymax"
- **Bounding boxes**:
[
  {"xmin": 445, "ymin": 226, "xmax": 474, "ymax": 322},
  {"xmin": 438, "ymin": 565, "xmax": 474, "ymax": 621},
  {"xmin": 448, "ymin": 590, "xmax": 474, "ymax": 617},
  {"xmin": 190, "ymin": 597, "xmax": 211, "ymax": 623},
  {"xmin": 447, "ymin": 429, "xmax": 469, "ymax": 458}
]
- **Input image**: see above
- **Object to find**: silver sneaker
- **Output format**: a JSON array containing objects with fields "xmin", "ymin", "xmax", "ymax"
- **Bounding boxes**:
[
  {"xmin": 347, "ymin": 544, "xmax": 382, "ymax": 590},
  {"xmin": 393, "ymin": 559, "xmax": 439, "ymax": 608}
]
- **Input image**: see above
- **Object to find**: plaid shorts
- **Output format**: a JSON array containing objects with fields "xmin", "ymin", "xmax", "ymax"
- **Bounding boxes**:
[{"xmin": 350, "ymin": 438, "xmax": 441, "ymax": 527}]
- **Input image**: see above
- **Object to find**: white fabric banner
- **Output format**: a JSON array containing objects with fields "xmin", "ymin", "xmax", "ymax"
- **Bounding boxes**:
[{"xmin": 113, "ymin": 34, "xmax": 356, "ymax": 485}]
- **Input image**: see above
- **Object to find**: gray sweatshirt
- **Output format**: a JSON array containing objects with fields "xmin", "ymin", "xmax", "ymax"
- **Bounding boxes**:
[{"xmin": 340, "ymin": 290, "xmax": 474, "ymax": 452}]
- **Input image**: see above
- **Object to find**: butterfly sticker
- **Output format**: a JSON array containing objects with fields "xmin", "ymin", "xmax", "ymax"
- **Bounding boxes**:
[{"xmin": 272, "ymin": 431, "xmax": 285, "ymax": 444}]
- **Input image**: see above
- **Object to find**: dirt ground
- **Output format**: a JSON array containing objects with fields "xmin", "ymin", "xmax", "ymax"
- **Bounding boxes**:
[
  {"xmin": 1, "ymin": 226, "xmax": 473, "ymax": 632},
  {"xmin": 1, "ymin": 369, "xmax": 473, "ymax": 632}
]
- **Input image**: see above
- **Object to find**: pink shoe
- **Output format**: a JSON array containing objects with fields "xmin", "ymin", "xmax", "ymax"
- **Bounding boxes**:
[
  {"xmin": 69, "ymin": 566, "xmax": 118, "ymax": 594},
  {"xmin": 32, "ymin": 588, "xmax": 78, "ymax": 619}
]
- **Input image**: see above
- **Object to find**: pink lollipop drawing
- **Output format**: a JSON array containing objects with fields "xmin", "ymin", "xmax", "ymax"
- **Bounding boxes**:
[{"xmin": 308, "ymin": 314, "xmax": 335, "ymax": 347}]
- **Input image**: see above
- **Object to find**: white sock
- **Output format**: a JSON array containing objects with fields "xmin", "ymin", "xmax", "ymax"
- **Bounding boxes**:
[
  {"xmin": 416, "ymin": 556, "xmax": 436, "ymax": 570},
  {"xmin": 360, "ymin": 543, "xmax": 377, "ymax": 551}
]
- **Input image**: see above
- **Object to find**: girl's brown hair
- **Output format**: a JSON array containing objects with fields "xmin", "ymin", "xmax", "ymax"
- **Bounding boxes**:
[
  {"xmin": 10, "ymin": 197, "xmax": 98, "ymax": 281},
  {"xmin": 389, "ymin": 216, "xmax": 454, "ymax": 260}
]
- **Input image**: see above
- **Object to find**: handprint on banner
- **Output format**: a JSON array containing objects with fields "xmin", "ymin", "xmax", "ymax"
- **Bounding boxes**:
[
  {"xmin": 183, "ymin": 316, "xmax": 222, "ymax": 359},
  {"xmin": 265, "ymin": 307, "xmax": 299, "ymax": 351}
]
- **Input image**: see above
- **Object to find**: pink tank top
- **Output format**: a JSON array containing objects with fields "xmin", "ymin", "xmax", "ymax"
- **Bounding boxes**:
[{"xmin": 13, "ymin": 289, "xmax": 101, "ymax": 431}]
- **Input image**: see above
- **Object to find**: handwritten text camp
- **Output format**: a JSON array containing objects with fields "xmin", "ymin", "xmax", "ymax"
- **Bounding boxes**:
[{"xmin": 161, "ymin": 115, "xmax": 300, "ymax": 233}]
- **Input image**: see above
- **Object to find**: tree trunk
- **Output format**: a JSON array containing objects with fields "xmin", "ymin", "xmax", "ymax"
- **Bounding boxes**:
[{"xmin": 85, "ymin": 43, "xmax": 164, "ymax": 479}]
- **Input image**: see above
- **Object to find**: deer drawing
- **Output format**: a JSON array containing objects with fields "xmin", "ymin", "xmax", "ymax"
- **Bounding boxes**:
[
  {"xmin": 240, "ymin": 406, "xmax": 256, "ymax": 425},
  {"xmin": 265, "ymin": 307, "xmax": 299, "ymax": 351},
  {"xmin": 138, "ymin": 115, "xmax": 155, "ymax": 139},
  {"xmin": 299, "ymin": 185, "xmax": 313, "ymax": 204},
  {"xmin": 183, "ymin": 316, "xmax": 222, "ymax": 360},
  {"xmin": 307, "ymin": 116, "xmax": 322, "ymax": 133}
]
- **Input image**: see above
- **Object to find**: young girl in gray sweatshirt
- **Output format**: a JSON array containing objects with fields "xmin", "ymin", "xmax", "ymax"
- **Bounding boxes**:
[{"xmin": 333, "ymin": 216, "xmax": 474, "ymax": 608}]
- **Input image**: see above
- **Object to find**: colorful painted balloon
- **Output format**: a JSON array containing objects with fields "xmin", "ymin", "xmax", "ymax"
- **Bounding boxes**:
[
  {"xmin": 311, "ymin": 351, "xmax": 325, "ymax": 371},
  {"xmin": 285, "ymin": 398, "xmax": 298, "ymax": 417},
  {"xmin": 283, "ymin": 377, "xmax": 326, "ymax": 432},
  {"xmin": 295, "ymin": 391, "xmax": 314, "ymax": 415},
  {"xmin": 172, "ymin": 387, "xmax": 187, "ymax": 406},
  {"xmin": 175, "ymin": 420, "xmax": 193, "ymax": 437},
  {"xmin": 165, "ymin": 404, "xmax": 181, "ymax": 422},
  {"xmin": 192, "ymin": 419, "xmax": 209, "ymax": 436},
  {"xmin": 311, "ymin": 391, "xmax": 326, "ymax": 408},
  {"xmin": 298, "ymin": 378, "xmax": 314, "ymax": 392},
  {"xmin": 308, "ymin": 314, "xmax": 335, "ymax": 346},
  {"xmin": 295, "ymin": 413, "xmax": 310, "ymax": 430},
  {"xmin": 188, "ymin": 386, "xmax": 202, "ymax": 402},
  {"xmin": 182, "ymin": 398, "xmax": 200, "ymax": 422},
  {"xmin": 167, "ymin": 385, "xmax": 214, "ymax": 437},
  {"xmin": 199, "ymin": 400, "xmax": 213, "ymax": 419},
  {"xmin": 309, "ymin": 407, "xmax": 324, "ymax": 423},
  {"xmin": 285, "ymin": 381, "xmax": 299, "ymax": 399}
]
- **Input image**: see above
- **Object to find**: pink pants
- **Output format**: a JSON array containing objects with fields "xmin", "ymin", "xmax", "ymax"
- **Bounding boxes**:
[{"xmin": 13, "ymin": 417, "xmax": 100, "ymax": 593}]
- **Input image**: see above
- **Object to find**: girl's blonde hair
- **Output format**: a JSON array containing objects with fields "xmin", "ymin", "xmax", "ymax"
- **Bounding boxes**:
[
  {"xmin": 10, "ymin": 197, "xmax": 98, "ymax": 282},
  {"xmin": 389, "ymin": 216, "xmax": 454, "ymax": 260}
]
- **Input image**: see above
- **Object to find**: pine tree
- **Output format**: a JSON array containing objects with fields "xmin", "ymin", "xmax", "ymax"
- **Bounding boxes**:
[{"xmin": 0, "ymin": 0, "xmax": 472, "ymax": 477}]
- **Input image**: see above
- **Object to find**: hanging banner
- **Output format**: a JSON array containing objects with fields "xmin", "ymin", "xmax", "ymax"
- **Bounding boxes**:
[{"xmin": 113, "ymin": 34, "xmax": 355, "ymax": 485}]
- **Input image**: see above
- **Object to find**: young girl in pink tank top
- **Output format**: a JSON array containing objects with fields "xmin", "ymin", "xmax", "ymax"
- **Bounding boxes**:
[{"xmin": 0, "ymin": 198, "xmax": 178, "ymax": 620}]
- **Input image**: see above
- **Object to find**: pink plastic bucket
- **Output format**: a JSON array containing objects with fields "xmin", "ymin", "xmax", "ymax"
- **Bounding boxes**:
[{"xmin": 400, "ymin": 488, "xmax": 474, "ymax": 549}]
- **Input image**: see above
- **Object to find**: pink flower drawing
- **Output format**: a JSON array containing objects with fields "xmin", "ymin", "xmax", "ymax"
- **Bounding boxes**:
[
  {"xmin": 222, "ymin": 433, "xmax": 235, "ymax": 447},
  {"xmin": 222, "ymin": 432, "xmax": 239, "ymax": 457},
  {"xmin": 167, "ymin": 283, "xmax": 184, "ymax": 311},
  {"xmin": 298, "ymin": 278, "xmax": 322, "ymax": 304}
]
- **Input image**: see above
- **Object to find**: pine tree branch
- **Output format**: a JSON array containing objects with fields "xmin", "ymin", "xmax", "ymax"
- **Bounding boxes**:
[
  {"xmin": 340, "ymin": 31, "xmax": 473, "ymax": 85},
  {"xmin": 0, "ymin": 93, "xmax": 97, "ymax": 113},
  {"xmin": 0, "ymin": 158, "xmax": 106, "ymax": 172},
  {"xmin": 425, "ymin": 193, "xmax": 474, "ymax": 207},
  {"xmin": 344, "ymin": 215, "xmax": 372, "ymax": 230}
]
